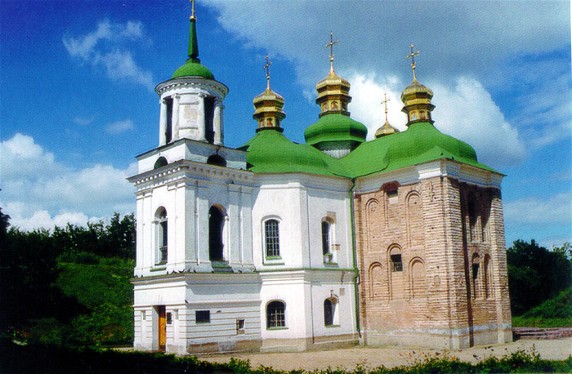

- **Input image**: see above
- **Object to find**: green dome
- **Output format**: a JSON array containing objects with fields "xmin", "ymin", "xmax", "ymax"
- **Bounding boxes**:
[
  {"xmin": 340, "ymin": 121, "xmax": 493, "ymax": 178},
  {"xmin": 172, "ymin": 60, "xmax": 214, "ymax": 80},
  {"xmin": 304, "ymin": 113, "xmax": 367, "ymax": 147},
  {"xmin": 241, "ymin": 129, "xmax": 343, "ymax": 176}
]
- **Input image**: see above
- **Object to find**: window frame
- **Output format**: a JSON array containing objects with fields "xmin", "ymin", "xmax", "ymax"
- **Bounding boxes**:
[
  {"xmin": 266, "ymin": 301, "xmax": 287, "ymax": 329},
  {"xmin": 264, "ymin": 218, "xmax": 281, "ymax": 260}
]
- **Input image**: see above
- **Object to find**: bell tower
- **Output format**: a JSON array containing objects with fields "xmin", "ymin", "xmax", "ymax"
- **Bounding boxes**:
[{"xmin": 155, "ymin": 0, "xmax": 228, "ymax": 146}]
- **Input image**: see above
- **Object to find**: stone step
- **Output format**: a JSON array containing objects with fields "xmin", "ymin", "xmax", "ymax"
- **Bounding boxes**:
[{"xmin": 513, "ymin": 327, "xmax": 572, "ymax": 340}]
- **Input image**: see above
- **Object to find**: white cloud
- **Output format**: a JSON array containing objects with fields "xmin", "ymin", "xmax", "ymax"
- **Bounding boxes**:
[
  {"xmin": 345, "ymin": 74, "xmax": 526, "ymax": 169},
  {"xmin": 63, "ymin": 19, "xmax": 153, "ymax": 90},
  {"xmin": 105, "ymin": 119, "xmax": 135, "ymax": 134},
  {"xmin": 431, "ymin": 77, "xmax": 526, "ymax": 168},
  {"xmin": 73, "ymin": 116, "xmax": 94, "ymax": 126},
  {"xmin": 0, "ymin": 134, "xmax": 134, "ymax": 231},
  {"xmin": 504, "ymin": 192, "xmax": 572, "ymax": 225}
]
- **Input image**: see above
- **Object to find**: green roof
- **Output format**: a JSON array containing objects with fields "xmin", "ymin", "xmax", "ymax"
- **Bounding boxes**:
[
  {"xmin": 171, "ymin": 17, "xmax": 214, "ymax": 80},
  {"xmin": 172, "ymin": 60, "xmax": 214, "ymax": 79},
  {"xmin": 241, "ymin": 121, "xmax": 497, "ymax": 179},
  {"xmin": 241, "ymin": 129, "xmax": 344, "ymax": 176},
  {"xmin": 338, "ymin": 121, "xmax": 496, "ymax": 178},
  {"xmin": 304, "ymin": 113, "xmax": 367, "ymax": 146}
]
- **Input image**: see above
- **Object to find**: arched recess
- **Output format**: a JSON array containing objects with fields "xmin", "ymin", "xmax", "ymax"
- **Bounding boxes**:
[
  {"xmin": 483, "ymin": 254, "xmax": 492, "ymax": 299},
  {"xmin": 410, "ymin": 257, "xmax": 426, "ymax": 299},
  {"xmin": 405, "ymin": 191, "xmax": 424, "ymax": 248},
  {"xmin": 155, "ymin": 207, "xmax": 168, "ymax": 265},
  {"xmin": 369, "ymin": 262, "xmax": 384, "ymax": 299},
  {"xmin": 365, "ymin": 199, "xmax": 380, "ymax": 247},
  {"xmin": 209, "ymin": 205, "xmax": 226, "ymax": 261}
]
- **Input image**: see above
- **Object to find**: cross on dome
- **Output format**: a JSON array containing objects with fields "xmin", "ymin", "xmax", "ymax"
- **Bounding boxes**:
[
  {"xmin": 382, "ymin": 92, "xmax": 390, "ymax": 123},
  {"xmin": 325, "ymin": 32, "xmax": 339, "ymax": 72},
  {"xmin": 406, "ymin": 43, "xmax": 420, "ymax": 81},
  {"xmin": 264, "ymin": 54, "xmax": 272, "ymax": 90},
  {"xmin": 190, "ymin": 0, "xmax": 196, "ymax": 21}
]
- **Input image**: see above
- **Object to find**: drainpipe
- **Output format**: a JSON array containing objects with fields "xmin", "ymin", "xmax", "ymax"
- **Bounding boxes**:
[{"xmin": 349, "ymin": 179, "xmax": 361, "ymax": 339}]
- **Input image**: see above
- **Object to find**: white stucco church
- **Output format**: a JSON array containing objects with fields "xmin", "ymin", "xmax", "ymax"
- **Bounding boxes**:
[{"xmin": 128, "ymin": 5, "xmax": 512, "ymax": 354}]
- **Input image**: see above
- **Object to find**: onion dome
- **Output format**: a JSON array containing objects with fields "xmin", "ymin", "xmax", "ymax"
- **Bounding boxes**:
[
  {"xmin": 401, "ymin": 44, "xmax": 434, "ymax": 126},
  {"xmin": 252, "ymin": 56, "xmax": 286, "ymax": 131},
  {"xmin": 172, "ymin": 7, "xmax": 214, "ymax": 80},
  {"xmin": 304, "ymin": 33, "xmax": 367, "ymax": 158},
  {"xmin": 401, "ymin": 79, "xmax": 435, "ymax": 126},
  {"xmin": 375, "ymin": 93, "xmax": 399, "ymax": 138}
]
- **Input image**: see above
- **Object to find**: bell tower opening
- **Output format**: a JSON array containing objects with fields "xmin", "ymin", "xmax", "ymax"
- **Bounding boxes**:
[
  {"xmin": 165, "ymin": 97, "xmax": 173, "ymax": 143},
  {"xmin": 204, "ymin": 96, "xmax": 215, "ymax": 143}
]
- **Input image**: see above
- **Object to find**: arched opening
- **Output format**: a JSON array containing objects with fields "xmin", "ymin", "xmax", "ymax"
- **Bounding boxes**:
[
  {"xmin": 154, "ymin": 157, "xmax": 168, "ymax": 169},
  {"xmin": 207, "ymin": 154, "xmax": 227, "ymax": 167},
  {"xmin": 204, "ymin": 96, "xmax": 215, "ymax": 143},
  {"xmin": 266, "ymin": 301, "xmax": 286, "ymax": 329},
  {"xmin": 155, "ymin": 207, "xmax": 168, "ymax": 265},
  {"xmin": 324, "ymin": 296, "xmax": 339, "ymax": 326},
  {"xmin": 209, "ymin": 205, "xmax": 225, "ymax": 261},
  {"xmin": 389, "ymin": 245, "xmax": 404, "ymax": 299}
]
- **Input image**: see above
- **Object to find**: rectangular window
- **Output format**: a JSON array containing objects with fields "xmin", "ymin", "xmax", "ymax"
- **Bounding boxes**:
[
  {"xmin": 236, "ymin": 319, "xmax": 245, "ymax": 335},
  {"xmin": 166, "ymin": 312, "xmax": 172, "ymax": 325},
  {"xmin": 196, "ymin": 310, "xmax": 210, "ymax": 324},
  {"xmin": 391, "ymin": 254, "xmax": 403, "ymax": 272}
]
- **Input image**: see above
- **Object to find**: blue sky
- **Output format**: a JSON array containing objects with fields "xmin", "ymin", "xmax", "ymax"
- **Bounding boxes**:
[{"xmin": 0, "ymin": 0, "xmax": 570, "ymax": 248}]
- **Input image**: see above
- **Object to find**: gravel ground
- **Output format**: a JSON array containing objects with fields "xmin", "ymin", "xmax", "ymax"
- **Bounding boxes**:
[{"xmin": 201, "ymin": 338, "xmax": 572, "ymax": 372}]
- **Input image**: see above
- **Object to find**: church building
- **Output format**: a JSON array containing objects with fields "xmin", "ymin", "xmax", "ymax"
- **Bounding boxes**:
[{"xmin": 128, "ymin": 6, "xmax": 511, "ymax": 354}]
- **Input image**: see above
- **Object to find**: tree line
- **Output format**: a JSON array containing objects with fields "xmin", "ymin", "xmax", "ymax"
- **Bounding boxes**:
[{"xmin": 0, "ymin": 206, "xmax": 570, "ymax": 347}]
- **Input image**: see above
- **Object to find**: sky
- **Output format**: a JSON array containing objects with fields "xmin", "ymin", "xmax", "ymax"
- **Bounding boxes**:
[{"xmin": 0, "ymin": 0, "xmax": 570, "ymax": 248}]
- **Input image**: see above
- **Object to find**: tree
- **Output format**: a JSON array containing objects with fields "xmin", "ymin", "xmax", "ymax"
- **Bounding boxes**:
[{"xmin": 508, "ymin": 239, "xmax": 572, "ymax": 315}]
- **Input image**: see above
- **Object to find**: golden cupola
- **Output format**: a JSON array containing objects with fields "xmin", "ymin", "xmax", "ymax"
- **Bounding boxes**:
[
  {"xmin": 315, "ymin": 33, "xmax": 352, "ymax": 117},
  {"xmin": 375, "ymin": 92, "xmax": 399, "ymax": 138},
  {"xmin": 401, "ymin": 44, "xmax": 435, "ymax": 126},
  {"xmin": 253, "ymin": 55, "xmax": 286, "ymax": 132}
]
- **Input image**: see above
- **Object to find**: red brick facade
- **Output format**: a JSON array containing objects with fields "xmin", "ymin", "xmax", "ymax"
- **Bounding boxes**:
[{"xmin": 355, "ymin": 175, "xmax": 511, "ymax": 349}]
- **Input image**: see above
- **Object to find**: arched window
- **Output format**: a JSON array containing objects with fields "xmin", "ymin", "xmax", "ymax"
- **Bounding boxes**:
[
  {"xmin": 155, "ymin": 207, "xmax": 168, "ymax": 265},
  {"xmin": 390, "ymin": 248, "xmax": 403, "ymax": 272},
  {"xmin": 324, "ymin": 296, "xmax": 339, "ymax": 326},
  {"xmin": 322, "ymin": 221, "xmax": 331, "ymax": 256},
  {"xmin": 154, "ymin": 157, "xmax": 168, "ymax": 169},
  {"xmin": 209, "ymin": 205, "xmax": 225, "ymax": 261},
  {"xmin": 264, "ymin": 219, "xmax": 280, "ymax": 258},
  {"xmin": 266, "ymin": 301, "xmax": 286, "ymax": 328},
  {"xmin": 207, "ymin": 154, "xmax": 226, "ymax": 167}
]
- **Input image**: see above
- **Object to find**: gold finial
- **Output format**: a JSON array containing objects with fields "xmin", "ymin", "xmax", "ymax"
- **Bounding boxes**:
[
  {"xmin": 406, "ymin": 43, "xmax": 420, "ymax": 81},
  {"xmin": 382, "ymin": 92, "xmax": 390, "ymax": 124},
  {"xmin": 325, "ymin": 32, "xmax": 339, "ymax": 72},
  {"xmin": 190, "ymin": 0, "xmax": 196, "ymax": 21},
  {"xmin": 264, "ymin": 54, "xmax": 272, "ymax": 90}
]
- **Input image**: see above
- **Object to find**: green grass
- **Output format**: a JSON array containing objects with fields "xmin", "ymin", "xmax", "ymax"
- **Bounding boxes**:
[
  {"xmin": 513, "ymin": 287, "xmax": 572, "ymax": 328},
  {"xmin": 2, "ymin": 342, "xmax": 571, "ymax": 373}
]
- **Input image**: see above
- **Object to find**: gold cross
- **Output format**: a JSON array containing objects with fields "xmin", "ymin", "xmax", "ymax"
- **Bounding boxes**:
[
  {"xmin": 264, "ymin": 54, "xmax": 272, "ymax": 89},
  {"xmin": 382, "ymin": 92, "xmax": 390, "ymax": 123},
  {"xmin": 190, "ymin": 0, "xmax": 196, "ymax": 20},
  {"xmin": 406, "ymin": 43, "xmax": 420, "ymax": 80},
  {"xmin": 325, "ymin": 32, "xmax": 339, "ymax": 71}
]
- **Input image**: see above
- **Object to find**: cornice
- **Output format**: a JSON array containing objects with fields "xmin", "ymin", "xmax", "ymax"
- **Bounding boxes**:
[{"xmin": 155, "ymin": 77, "xmax": 228, "ymax": 97}]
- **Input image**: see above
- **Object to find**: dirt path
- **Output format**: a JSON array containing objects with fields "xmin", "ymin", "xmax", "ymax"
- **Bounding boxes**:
[{"xmin": 201, "ymin": 338, "xmax": 572, "ymax": 371}]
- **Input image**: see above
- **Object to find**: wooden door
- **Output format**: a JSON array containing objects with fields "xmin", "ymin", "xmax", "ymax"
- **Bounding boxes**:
[{"xmin": 158, "ymin": 306, "xmax": 166, "ymax": 351}]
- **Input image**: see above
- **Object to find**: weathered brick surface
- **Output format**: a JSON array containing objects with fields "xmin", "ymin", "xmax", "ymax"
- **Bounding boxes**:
[{"xmin": 355, "ymin": 177, "xmax": 512, "ymax": 348}]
